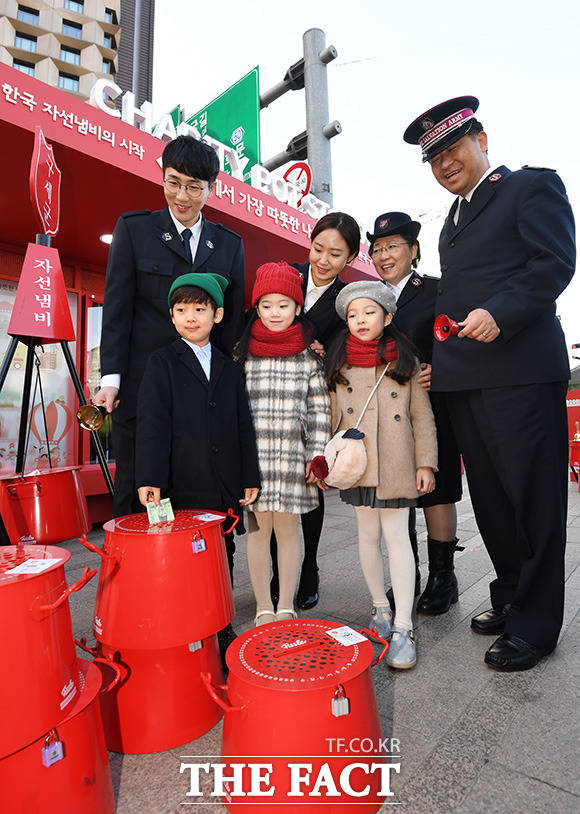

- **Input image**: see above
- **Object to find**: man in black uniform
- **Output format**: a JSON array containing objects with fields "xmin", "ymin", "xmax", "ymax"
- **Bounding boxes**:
[
  {"xmin": 404, "ymin": 96, "xmax": 575, "ymax": 670},
  {"xmin": 94, "ymin": 135, "xmax": 245, "ymax": 520}
]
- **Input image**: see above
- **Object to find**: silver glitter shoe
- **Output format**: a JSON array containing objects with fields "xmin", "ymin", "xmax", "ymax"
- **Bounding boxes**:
[
  {"xmin": 370, "ymin": 606, "xmax": 393, "ymax": 639},
  {"xmin": 385, "ymin": 625, "xmax": 417, "ymax": 670}
]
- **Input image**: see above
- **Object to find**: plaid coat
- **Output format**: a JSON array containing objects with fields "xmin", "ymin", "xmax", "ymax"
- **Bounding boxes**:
[{"xmin": 245, "ymin": 350, "xmax": 331, "ymax": 513}]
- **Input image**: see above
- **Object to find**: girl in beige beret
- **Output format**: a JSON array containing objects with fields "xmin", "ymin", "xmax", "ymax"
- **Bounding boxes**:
[{"xmin": 323, "ymin": 282, "xmax": 437, "ymax": 669}]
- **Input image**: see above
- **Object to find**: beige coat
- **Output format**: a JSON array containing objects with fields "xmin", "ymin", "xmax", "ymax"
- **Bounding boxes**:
[{"xmin": 330, "ymin": 364, "xmax": 438, "ymax": 500}]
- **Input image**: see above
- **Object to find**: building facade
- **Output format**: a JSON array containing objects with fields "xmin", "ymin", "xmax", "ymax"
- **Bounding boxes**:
[{"xmin": 0, "ymin": 0, "xmax": 154, "ymax": 103}]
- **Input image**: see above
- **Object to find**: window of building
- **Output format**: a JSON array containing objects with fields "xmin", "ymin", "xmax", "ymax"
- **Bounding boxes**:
[
  {"xmin": 62, "ymin": 19, "xmax": 83, "ymax": 38},
  {"xmin": 102, "ymin": 58, "xmax": 114, "ymax": 75},
  {"xmin": 104, "ymin": 8, "xmax": 117, "ymax": 24},
  {"xmin": 15, "ymin": 32, "xmax": 37, "ymax": 52},
  {"xmin": 64, "ymin": 0, "xmax": 84, "ymax": 11},
  {"xmin": 16, "ymin": 5, "xmax": 39, "ymax": 25},
  {"xmin": 103, "ymin": 32, "xmax": 116, "ymax": 49},
  {"xmin": 13, "ymin": 59, "xmax": 35, "ymax": 76},
  {"xmin": 60, "ymin": 45, "xmax": 81, "ymax": 65},
  {"xmin": 58, "ymin": 72, "xmax": 79, "ymax": 92}
]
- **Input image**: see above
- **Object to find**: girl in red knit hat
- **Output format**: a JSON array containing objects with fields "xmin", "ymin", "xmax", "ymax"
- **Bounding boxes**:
[{"xmin": 235, "ymin": 261, "xmax": 331, "ymax": 625}]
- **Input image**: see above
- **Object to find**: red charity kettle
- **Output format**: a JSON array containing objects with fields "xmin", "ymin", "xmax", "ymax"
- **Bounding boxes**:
[{"xmin": 434, "ymin": 314, "xmax": 460, "ymax": 341}]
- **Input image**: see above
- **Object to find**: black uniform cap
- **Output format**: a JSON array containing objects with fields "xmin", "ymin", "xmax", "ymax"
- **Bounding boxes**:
[
  {"xmin": 404, "ymin": 96, "xmax": 480, "ymax": 162},
  {"xmin": 366, "ymin": 212, "xmax": 421, "ymax": 256}
]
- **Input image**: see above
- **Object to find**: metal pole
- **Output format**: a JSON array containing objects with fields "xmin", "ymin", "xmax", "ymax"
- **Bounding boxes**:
[
  {"xmin": 303, "ymin": 28, "xmax": 336, "ymax": 205},
  {"xmin": 15, "ymin": 337, "xmax": 36, "ymax": 474},
  {"xmin": 60, "ymin": 341, "xmax": 115, "ymax": 495},
  {"xmin": 132, "ymin": 0, "xmax": 142, "ymax": 102}
]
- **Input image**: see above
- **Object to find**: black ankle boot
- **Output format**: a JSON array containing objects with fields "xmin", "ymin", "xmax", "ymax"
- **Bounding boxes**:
[
  {"xmin": 417, "ymin": 538, "xmax": 463, "ymax": 615},
  {"xmin": 387, "ymin": 529, "xmax": 421, "ymax": 612}
]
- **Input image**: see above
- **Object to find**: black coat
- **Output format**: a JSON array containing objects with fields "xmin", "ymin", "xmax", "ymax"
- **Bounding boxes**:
[
  {"xmin": 135, "ymin": 340, "xmax": 260, "ymax": 519},
  {"xmin": 100, "ymin": 207, "xmax": 245, "ymax": 420},
  {"xmin": 433, "ymin": 166, "xmax": 575, "ymax": 391},
  {"xmin": 391, "ymin": 271, "xmax": 439, "ymax": 363},
  {"xmin": 292, "ymin": 261, "xmax": 346, "ymax": 347}
]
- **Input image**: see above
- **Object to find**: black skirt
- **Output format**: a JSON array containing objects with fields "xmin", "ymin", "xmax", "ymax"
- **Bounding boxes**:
[{"xmin": 418, "ymin": 390, "xmax": 463, "ymax": 508}]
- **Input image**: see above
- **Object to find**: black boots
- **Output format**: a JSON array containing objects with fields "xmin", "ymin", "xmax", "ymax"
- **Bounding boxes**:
[{"xmin": 417, "ymin": 538, "xmax": 464, "ymax": 615}]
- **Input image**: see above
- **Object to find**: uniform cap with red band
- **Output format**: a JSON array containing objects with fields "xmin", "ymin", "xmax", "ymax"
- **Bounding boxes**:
[{"xmin": 404, "ymin": 95, "xmax": 480, "ymax": 163}]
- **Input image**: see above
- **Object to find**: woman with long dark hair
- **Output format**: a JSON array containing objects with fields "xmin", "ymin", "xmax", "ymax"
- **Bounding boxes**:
[{"xmin": 270, "ymin": 211, "xmax": 361, "ymax": 609}]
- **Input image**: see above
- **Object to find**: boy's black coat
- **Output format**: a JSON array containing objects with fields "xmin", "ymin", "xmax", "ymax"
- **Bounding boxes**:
[{"xmin": 135, "ymin": 340, "xmax": 260, "ymax": 516}]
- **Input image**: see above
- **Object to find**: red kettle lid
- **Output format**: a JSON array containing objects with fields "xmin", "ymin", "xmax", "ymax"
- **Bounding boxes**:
[
  {"xmin": 226, "ymin": 618, "xmax": 375, "ymax": 692},
  {"xmin": 0, "ymin": 544, "xmax": 69, "ymax": 587}
]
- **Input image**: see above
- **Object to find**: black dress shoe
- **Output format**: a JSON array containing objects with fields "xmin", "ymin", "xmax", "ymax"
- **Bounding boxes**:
[
  {"xmin": 471, "ymin": 606, "xmax": 509, "ymax": 635},
  {"xmin": 484, "ymin": 634, "xmax": 552, "ymax": 672},
  {"xmin": 297, "ymin": 590, "xmax": 319, "ymax": 610}
]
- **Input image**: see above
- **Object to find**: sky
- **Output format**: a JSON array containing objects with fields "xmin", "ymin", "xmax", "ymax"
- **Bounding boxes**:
[{"xmin": 152, "ymin": 0, "xmax": 580, "ymax": 358}]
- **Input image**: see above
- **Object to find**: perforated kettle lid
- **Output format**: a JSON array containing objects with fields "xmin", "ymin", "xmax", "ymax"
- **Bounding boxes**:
[{"xmin": 226, "ymin": 618, "xmax": 375, "ymax": 691}]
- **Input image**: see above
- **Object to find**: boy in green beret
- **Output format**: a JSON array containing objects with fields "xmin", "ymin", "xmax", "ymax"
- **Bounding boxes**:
[{"xmin": 135, "ymin": 272, "xmax": 260, "ymax": 653}]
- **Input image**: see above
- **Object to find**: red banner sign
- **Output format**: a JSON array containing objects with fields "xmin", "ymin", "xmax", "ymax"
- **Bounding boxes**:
[
  {"xmin": 8, "ymin": 243, "xmax": 75, "ymax": 343},
  {"xmin": 29, "ymin": 126, "xmax": 62, "ymax": 236}
]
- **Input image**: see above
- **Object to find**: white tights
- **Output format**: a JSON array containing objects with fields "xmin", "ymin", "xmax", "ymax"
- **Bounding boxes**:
[
  {"xmin": 354, "ymin": 506, "xmax": 415, "ymax": 630},
  {"xmin": 247, "ymin": 511, "xmax": 301, "ymax": 616}
]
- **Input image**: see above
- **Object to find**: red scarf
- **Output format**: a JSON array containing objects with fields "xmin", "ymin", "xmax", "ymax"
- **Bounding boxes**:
[
  {"xmin": 249, "ymin": 319, "xmax": 307, "ymax": 357},
  {"xmin": 346, "ymin": 334, "xmax": 398, "ymax": 367}
]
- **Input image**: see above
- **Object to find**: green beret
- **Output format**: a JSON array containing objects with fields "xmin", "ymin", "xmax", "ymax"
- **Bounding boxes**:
[{"xmin": 168, "ymin": 272, "xmax": 229, "ymax": 308}]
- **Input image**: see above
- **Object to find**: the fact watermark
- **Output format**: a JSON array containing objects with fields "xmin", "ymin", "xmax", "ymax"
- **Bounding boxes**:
[{"xmin": 179, "ymin": 740, "xmax": 401, "ymax": 804}]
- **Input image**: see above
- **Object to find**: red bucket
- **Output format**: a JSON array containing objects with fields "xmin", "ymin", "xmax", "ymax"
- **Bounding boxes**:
[
  {"xmin": 85, "ymin": 509, "xmax": 236, "ymax": 649},
  {"xmin": 0, "ymin": 659, "xmax": 115, "ymax": 814},
  {"xmin": 203, "ymin": 619, "xmax": 389, "ymax": 813},
  {"xmin": 0, "ymin": 467, "xmax": 90, "ymax": 545},
  {"xmin": 0, "ymin": 546, "xmax": 96, "ymax": 757},
  {"xmin": 78, "ymin": 634, "xmax": 224, "ymax": 754}
]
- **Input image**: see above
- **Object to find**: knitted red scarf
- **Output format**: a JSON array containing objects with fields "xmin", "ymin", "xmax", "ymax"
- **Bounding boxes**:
[
  {"xmin": 249, "ymin": 319, "xmax": 307, "ymax": 357},
  {"xmin": 346, "ymin": 334, "xmax": 398, "ymax": 367}
]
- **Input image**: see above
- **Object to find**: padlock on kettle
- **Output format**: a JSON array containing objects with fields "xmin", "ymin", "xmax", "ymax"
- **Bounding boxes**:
[
  {"xmin": 331, "ymin": 684, "xmax": 350, "ymax": 717},
  {"xmin": 41, "ymin": 728, "xmax": 64, "ymax": 767}
]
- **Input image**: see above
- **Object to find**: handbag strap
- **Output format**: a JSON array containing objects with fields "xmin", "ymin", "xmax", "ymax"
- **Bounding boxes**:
[{"xmin": 353, "ymin": 363, "xmax": 390, "ymax": 429}]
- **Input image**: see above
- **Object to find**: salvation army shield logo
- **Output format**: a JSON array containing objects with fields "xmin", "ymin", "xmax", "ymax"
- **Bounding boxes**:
[{"xmin": 29, "ymin": 127, "xmax": 62, "ymax": 236}]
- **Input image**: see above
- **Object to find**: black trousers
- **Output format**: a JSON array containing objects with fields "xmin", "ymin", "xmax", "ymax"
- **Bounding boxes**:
[
  {"xmin": 111, "ymin": 412, "xmax": 236, "ymax": 580},
  {"xmin": 444, "ymin": 382, "xmax": 568, "ymax": 650}
]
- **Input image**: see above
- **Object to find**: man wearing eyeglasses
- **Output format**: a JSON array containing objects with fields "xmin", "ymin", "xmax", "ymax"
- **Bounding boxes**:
[{"xmin": 94, "ymin": 135, "xmax": 245, "ymax": 519}]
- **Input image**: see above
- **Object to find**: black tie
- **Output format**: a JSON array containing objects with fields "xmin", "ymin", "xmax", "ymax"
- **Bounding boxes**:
[
  {"xmin": 182, "ymin": 228, "xmax": 193, "ymax": 264},
  {"xmin": 456, "ymin": 198, "xmax": 470, "ymax": 227}
]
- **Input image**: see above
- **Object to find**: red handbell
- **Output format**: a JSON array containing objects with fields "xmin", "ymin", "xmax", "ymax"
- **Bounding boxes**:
[{"xmin": 434, "ymin": 314, "xmax": 460, "ymax": 341}]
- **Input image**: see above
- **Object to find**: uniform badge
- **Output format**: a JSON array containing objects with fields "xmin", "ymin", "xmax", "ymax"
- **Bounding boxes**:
[
  {"xmin": 411, "ymin": 277, "xmax": 422, "ymax": 286},
  {"xmin": 421, "ymin": 118, "xmax": 435, "ymax": 130},
  {"xmin": 162, "ymin": 232, "xmax": 172, "ymax": 241},
  {"xmin": 488, "ymin": 173, "xmax": 502, "ymax": 182},
  {"xmin": 378, "ymin": 217, "xmax": 390, "ymax": 230},
  {"xmin": 206, "ymin": 239, "xmax": 214, "ymax": 249}
]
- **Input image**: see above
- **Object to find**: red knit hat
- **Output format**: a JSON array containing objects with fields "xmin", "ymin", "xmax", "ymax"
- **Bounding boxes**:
[{"xmin": 251, "ymin": 262, "xmax": 304, "ymax": 307}]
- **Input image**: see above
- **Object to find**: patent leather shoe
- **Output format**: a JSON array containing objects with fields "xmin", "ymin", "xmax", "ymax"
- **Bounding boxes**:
[
  {"xmin": 297, "ymin": 569, "xmax": 319, "ymax": 609},
  {"xmin": 296, "ymin": 590, "xmax": 319, "ymax": 610},
  {"xmin": 471, "ymin": 606, "xmax": 509, "ymax": 635},
  {"xmin": 484, "ymin": 634, "xmax": 552, "ymax": 672}
]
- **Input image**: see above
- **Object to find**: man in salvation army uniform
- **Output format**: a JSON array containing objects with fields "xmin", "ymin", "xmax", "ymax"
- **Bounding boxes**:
[
  {"xmin": 93, "ymin": 135, "xmax": 245, "ymax": 520},
  {"xmin": 403, "ymin": 96, "xmax": 575, "ymax": 671}
]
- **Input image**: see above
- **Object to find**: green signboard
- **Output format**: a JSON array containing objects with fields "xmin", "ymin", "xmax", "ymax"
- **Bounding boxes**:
[{"xmin": 185, "ymin": 67, "xmax": 261, "ymax": 184}]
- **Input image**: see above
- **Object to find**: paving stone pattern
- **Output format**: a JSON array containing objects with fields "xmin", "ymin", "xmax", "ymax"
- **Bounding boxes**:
[{"xmin": 62, "ymin": 478, "xmax": 580, "ymax": 813}]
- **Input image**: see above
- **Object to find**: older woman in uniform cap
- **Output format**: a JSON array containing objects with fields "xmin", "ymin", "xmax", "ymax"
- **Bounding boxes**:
[{"xmin": 367, "ymin": 212, "xmax": 463, "ymax": 615}]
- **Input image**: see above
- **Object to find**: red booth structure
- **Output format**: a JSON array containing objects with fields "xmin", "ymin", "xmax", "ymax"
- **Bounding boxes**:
[{"xmin": 0, "ymin": 63, "xmax": 377, "ymax": 524}]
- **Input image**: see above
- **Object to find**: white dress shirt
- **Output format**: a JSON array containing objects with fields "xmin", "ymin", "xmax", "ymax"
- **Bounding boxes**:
[
  {"xmin": 181, "ymin": 337, "xmax": 212, "ymax": 380},
  {"xmin": 384, "ymin": 271, "xmax": 413, "ymax": 302},
  {"xmin": 100, "ymin": 213, "xmax": 204, "ymax": 390},
  {"xmin": 453, "ymin": 166, "xmax": 494, "ymax": 225},
  {"xmin": 304, "ymin": 265, "xmax": 334, "ymax": 312}
]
